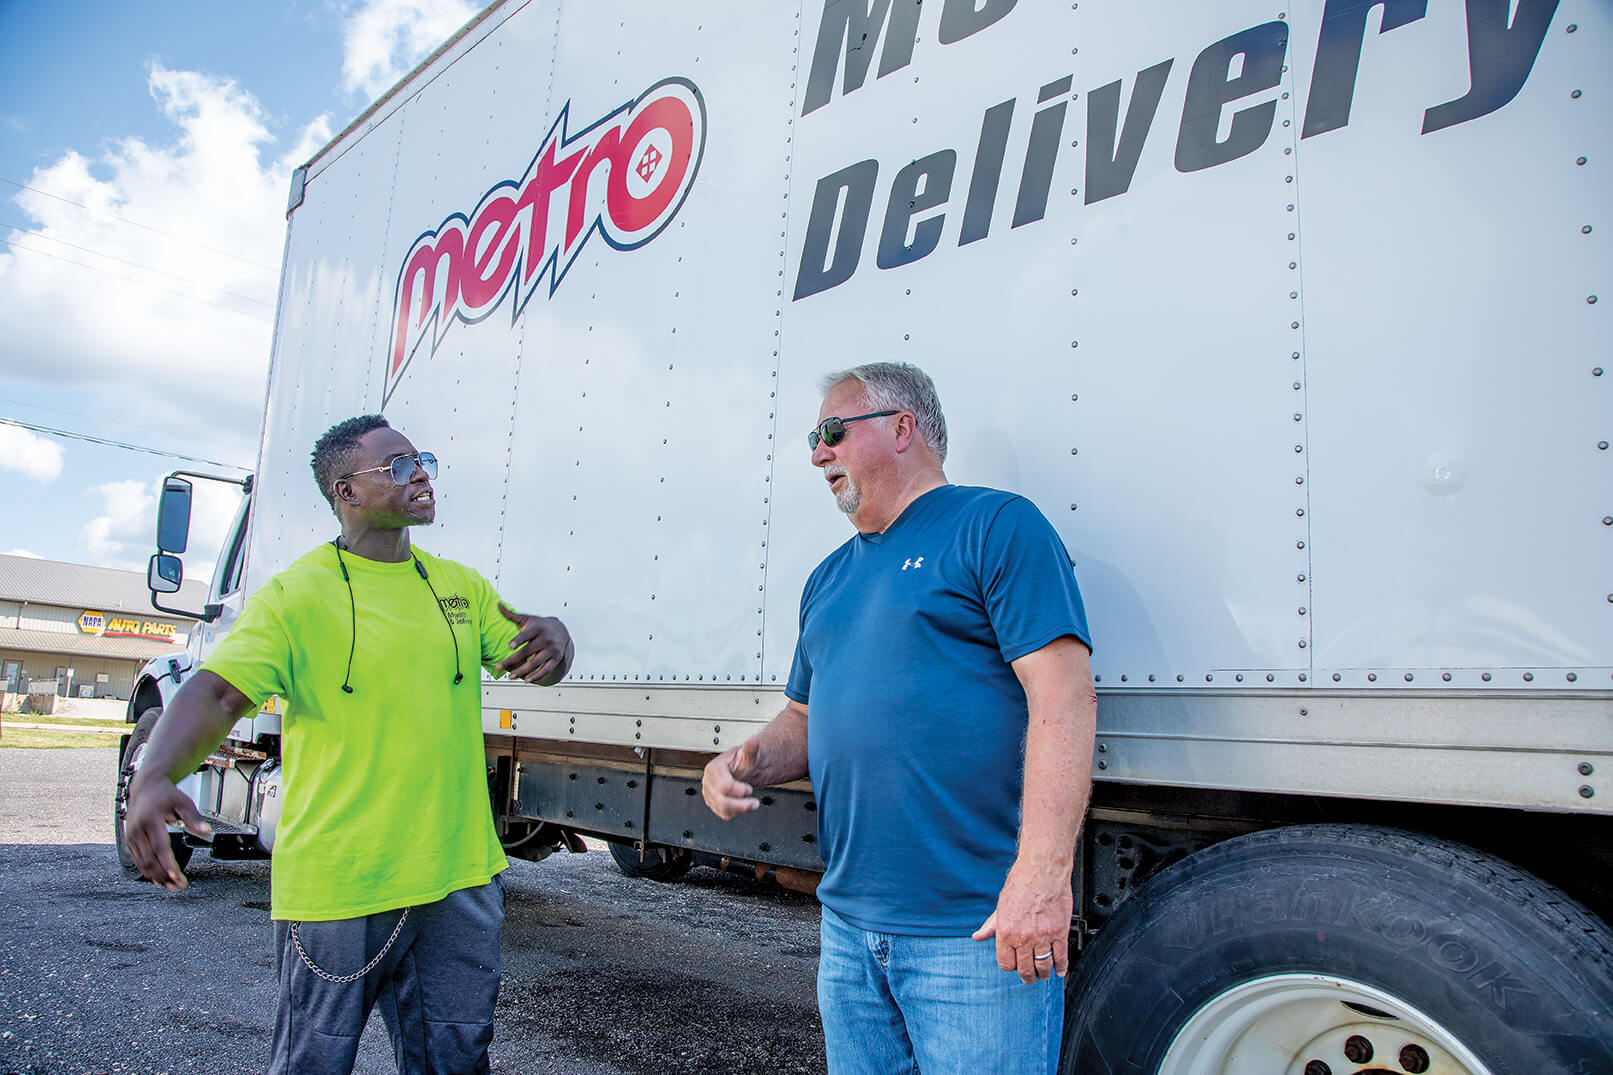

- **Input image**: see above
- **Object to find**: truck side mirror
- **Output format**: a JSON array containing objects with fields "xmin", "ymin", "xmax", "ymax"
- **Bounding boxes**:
[
  {"xmin": 157, "ymin": 477, "xmax": 193, "ymax": 554},
  {"xmin": 149, "ymin": 553, "xmax": 183, "ymax": 594}
]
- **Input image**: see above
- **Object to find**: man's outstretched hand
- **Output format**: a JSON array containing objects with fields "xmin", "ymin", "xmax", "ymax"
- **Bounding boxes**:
[
  {"xmin": 702, "ymin": 739, "xmax": 764, "ymax": 819},
  {"xmin": 126, "ymin": 773, "xmax": 212, "ymax": 891},
  {"xmin": 498, "ymin": 603, "xmax": 573, "ymax": 685}
]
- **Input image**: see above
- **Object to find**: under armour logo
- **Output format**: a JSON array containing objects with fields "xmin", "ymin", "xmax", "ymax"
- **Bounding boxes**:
[{"xmin": 902, "ymin": 557, "xmax": 925, "ymax": 571}]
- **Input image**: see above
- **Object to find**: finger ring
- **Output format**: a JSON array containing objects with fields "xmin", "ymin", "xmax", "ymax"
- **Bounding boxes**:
[{"xmin": 1033, "ymin": 951, "xmax": 1053, "ymax": 960}]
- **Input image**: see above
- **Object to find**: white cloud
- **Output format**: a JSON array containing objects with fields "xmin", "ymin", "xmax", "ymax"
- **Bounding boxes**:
[
  {"xmin": 81, "ymin": 480, "xmax": 157, "ymax": 569},
  {"xmin": 342, "ymin": 0, "xmax": 477, "ymax": 100},
  {"xmin": 0, "ymin": 424, "xmax": 65, "ymax": 481},
  {"xmin": 0, "ymin": 64, "xmax": 331, "ymax": 462},
  {"xmin": 77, "ymin": 476, "xmax": 242, "ymax": 583},
  {"xmin": 5, "ymin": 548, "xmax": 43, "ymax": 559}
]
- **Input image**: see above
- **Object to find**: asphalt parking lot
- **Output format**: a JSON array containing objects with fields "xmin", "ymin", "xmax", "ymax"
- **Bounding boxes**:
[{"xmin": 0, "ymin": 747, "xmax": 826, "ymax": 1075}]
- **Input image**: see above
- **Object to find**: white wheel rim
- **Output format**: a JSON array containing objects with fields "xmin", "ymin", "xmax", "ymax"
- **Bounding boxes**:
[
  {"xmin": 117, "ymin": 740, "xmax": 146, "ymax": 806},
  {"xmin": 1158, "ymin": 973, "xmax": 1495, "ymax": 1075}
]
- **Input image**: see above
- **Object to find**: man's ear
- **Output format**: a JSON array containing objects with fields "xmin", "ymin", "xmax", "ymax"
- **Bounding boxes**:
[
  {"xmin": 334, "ymin": 479, "xmax": 358, "ymax": 506},
  {"xmin": 893, "ymin": 411, "xmax": 917, "ymax": 452}
]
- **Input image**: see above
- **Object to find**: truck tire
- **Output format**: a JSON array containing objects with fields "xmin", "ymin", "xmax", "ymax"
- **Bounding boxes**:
[
  {"xmin": 114, "ymin": 707, "xmax": 192, "ymax": 880},
  {"xmin": 1060, "ymin": 824, "xmax": 1613, "ymax": 1074},
  {"xmin": 607, "ymin": 839, "xmax": 693, "ymax": 882}
]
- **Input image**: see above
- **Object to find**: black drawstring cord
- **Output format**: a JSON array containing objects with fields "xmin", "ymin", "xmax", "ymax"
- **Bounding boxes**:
[
  {"xmin": 413, "ymin": 555, "xmax": 465, "ymax": 685},
  {"xmin": 331, "ymin": 539, "xmax": 464, "ymax": 692},
  {"xmin": 333, "ymin": 540, "xmax": 357, "ymax": 694}
]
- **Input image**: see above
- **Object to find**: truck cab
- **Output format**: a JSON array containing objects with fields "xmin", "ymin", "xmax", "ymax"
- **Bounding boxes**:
[{"xmin": 115, "ymin": 475, "xmax": 284, "ymax": 870}]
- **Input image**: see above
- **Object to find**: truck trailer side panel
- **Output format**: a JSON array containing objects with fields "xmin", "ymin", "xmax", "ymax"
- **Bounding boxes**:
[{"xmin": 243, "ymin": 0, "xmax": 1607, "ymax": 814}]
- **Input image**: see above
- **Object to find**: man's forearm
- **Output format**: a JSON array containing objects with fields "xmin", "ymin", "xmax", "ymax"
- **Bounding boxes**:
[
  {"xmin": 741, "ymin": 702, "xmax": 811, "ymax": 786},
  {"xmin": 702, "ymin": 700, "xmax": 809, "ymax": 820},
  {"xmin": 138, "ymin": 671, "xmax": 256, "ymax": 787},
  {"xmin": 1013, "ymin": 641, "xmax": 1098, "ymax": 873},
  {"xmin": 1017, "ymin": 706, "xmax": 1094, "ymax": 873}
]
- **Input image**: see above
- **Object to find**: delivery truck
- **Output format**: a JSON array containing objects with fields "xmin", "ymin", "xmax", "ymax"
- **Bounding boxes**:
[{"xmin": 115, "ymin": 0, "xmax": 1611, "ymax": 1069}]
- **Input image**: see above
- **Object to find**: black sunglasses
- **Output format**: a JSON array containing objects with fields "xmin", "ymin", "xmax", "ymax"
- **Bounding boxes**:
[
  {"xmin": 808, "ymin": 411, "xmax": 898, "ymax": 451},
  {"xmin": 338, "ymin": 451, "xmax": 439, "ymax": 486}
]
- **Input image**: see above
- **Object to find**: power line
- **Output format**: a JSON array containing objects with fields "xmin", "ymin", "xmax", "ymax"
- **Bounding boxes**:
[
  {"xmin": 0, "ymin": 220, "xmax": 273, "ymax": 308},
  {"xmin": 0, "ymin": 396, "xmax": 241, "ymax": 447},
  {"xmin": 0, "ymin": 176, "xmax": 279, "ymax": 274},
  {"xmin": 0, "ymin": 239, "xmax": 272, "ymax": 323},
  {"xmin": 0, "ymin": 416, "xmax": 251, "ymax": 471}
]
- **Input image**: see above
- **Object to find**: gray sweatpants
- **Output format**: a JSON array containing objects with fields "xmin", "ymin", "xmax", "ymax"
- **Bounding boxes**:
[{"xmin": 269, "ymin": 875, "xmax": 505, "ymax": 1075}]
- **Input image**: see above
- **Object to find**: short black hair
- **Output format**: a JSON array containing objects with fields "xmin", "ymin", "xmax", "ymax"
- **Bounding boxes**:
[{"xmin": 311, "ymin": 414, "xmax": 389, "ymax": 509}]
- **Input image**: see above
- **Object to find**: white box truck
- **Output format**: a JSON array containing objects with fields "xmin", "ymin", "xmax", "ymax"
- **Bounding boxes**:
[{"xmin": 116, "ymin": 1, "xmax": 1611, "ymax": 1069}]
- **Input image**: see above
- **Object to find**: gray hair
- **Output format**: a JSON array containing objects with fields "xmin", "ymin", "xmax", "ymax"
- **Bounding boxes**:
[{"xmin": 818, "ymin": 362, "xmax": 948, "ymax": 462}]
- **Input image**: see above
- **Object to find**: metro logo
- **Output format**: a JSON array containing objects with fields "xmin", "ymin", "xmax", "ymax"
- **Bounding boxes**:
[{"xmin": 385, "ymin": 77, "xmax": 707, "ymax": 407}]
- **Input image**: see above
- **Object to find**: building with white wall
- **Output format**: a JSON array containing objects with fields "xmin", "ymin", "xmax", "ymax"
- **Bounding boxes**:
[{"xmin": 0, "ymin": 553, "xmax": 205, "ymax": 701}]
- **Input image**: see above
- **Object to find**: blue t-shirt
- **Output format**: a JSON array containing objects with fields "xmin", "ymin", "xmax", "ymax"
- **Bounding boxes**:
[{"xmin": 786, "ymin": 484, "xmax": 1091, "ymax": 935}]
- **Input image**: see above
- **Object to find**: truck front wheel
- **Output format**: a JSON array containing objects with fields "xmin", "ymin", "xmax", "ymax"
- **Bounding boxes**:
[
  {"xmin": 113, "ymin": 707, "xmax": 192, "ymax": 880},
  {"xmin": 1060, "ymin": 824, "xmax": 1613, "ymax": 1074}
]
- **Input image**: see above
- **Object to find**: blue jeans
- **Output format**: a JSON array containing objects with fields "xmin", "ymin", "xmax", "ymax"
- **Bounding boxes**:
[
  {"xmin": 817, "ymin": 904, "xmax": 1064, "ymax": 1075},
  {"xmin": 269, "ymin": 876, "xmax": 505, "ymax": 1075}
]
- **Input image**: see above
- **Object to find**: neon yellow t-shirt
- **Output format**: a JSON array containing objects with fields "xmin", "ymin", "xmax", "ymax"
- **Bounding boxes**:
[{"xmin": 202, "ymin": 542, "xmax": 520, "ymax": 921}]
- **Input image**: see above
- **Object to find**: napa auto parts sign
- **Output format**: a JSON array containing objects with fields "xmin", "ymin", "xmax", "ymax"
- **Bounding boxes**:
[
  {"xmin": 386, "ymin": 77, "xmax": 706, "ymax": 406},
  {"xmin": 78, "ymin": 611, "xmax": 178, "ymax": 641}
]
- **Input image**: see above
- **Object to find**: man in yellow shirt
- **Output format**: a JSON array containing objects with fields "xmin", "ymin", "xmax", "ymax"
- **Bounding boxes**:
[{"xmin": 125, "ymin": 414, "xmax": 572, "ymax": 1075}]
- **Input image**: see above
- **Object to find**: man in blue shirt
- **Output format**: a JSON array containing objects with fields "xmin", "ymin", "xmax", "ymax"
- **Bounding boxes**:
[{"xmin": 703, "ymin": 362, "xmax": 1097, "ymax": 1073}]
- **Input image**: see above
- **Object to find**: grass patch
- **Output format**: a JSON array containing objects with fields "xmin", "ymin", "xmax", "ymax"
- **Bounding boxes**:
[
  {"xmin": 0, "ymin": 727, "xmax": 124, "ymax": 749},
  {"xmin": 6, "ymin": 714, "xmax": 129, "ymax": 729}
]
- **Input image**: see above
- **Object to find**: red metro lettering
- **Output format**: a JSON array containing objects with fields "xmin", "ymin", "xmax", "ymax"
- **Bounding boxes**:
[{"xmin": 386, "ymin": 78, "xmax": 706, "ymax": 406}]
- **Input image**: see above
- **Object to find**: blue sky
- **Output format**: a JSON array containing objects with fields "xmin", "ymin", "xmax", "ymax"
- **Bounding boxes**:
[{"xmin": 0, "ymin": 0, "xmax": 477, "ymax": 581}]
